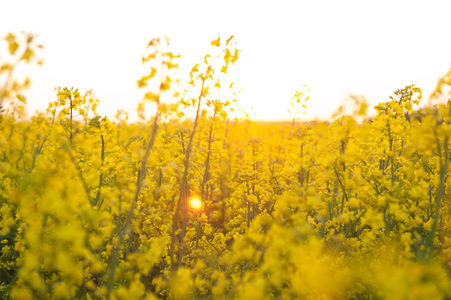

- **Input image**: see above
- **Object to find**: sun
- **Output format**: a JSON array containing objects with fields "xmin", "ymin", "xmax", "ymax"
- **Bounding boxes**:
[{"xmin": 189, "ymin": 197, "xmax": 202, "ymax": 210}]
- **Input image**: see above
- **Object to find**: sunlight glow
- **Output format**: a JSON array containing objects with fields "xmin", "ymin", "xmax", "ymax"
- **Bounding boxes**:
[
  {"xmin": 1, "ymin": 1, "xmax": 451, "ymax": 122},
  {"xmin": 189, "ymin": 197, "xmax": 202, "ymax": 210}
]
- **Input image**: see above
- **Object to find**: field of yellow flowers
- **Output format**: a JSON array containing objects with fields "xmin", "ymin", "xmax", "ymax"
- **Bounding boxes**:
[{"xmin": 1, "ymin": 33, "xmax": 451, "ymax": 299}]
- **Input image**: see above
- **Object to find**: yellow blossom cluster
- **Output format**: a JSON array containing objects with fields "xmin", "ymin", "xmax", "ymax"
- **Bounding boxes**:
[{"xmin": 1, "ymin": 33, "xmax": 451, "ymax": 299}]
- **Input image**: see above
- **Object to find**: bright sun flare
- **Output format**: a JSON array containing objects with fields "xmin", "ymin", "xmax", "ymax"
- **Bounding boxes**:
[{"xmin": 189, "ymin": 197, "xmax": 202, "ymax": 210}]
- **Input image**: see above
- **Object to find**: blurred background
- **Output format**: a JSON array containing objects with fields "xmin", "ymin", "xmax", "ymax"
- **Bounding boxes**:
[{"xmin": 1, "ymin": 0, "xmax": 451, "ymax": 122}]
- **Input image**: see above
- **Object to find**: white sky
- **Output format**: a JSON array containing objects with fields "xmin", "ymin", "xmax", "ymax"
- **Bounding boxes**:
[{"xmin": 1, "ymin": 0, "xmax": 451, "ymax": 122}]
